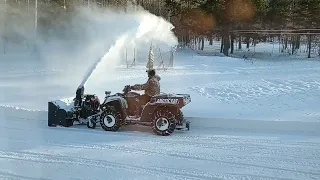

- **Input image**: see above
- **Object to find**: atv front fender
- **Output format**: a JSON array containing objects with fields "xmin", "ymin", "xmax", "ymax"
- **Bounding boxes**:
[
  {"xmin": 102, "ymin": 97, "xmax": 128, "ymax": 120},
  {"xmin": 103, "ymin": 96, "xmax": 128, "ymax": 109}
]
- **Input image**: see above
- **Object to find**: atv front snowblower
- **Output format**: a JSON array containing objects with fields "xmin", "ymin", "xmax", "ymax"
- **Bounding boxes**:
[
  {"xmin": 48, "ymin": 85, "xmax": 191, "ymax": 136},
  {"xmin": 48, "ymin": 85, "xmax": 102, "ymax": 127}
]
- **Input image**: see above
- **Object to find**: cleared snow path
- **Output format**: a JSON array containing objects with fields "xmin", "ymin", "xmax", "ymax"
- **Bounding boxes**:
[{"xmin": 0, "ymin": 106, "xmax": 319, "ymax": 180}]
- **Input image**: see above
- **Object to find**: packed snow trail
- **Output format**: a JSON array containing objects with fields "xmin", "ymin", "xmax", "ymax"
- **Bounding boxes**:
[
  {"xmin": 0, "ymin": 106, "xmax": 319, "ymax": 180},
  {"xmin": 1, "ymin": 46, "xmax": 320, "ymax": 179}
]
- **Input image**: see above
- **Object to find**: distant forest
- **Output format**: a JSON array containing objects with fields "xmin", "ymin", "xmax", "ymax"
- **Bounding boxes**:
[{"xmin": 1, "ymin": 0, "xmax": 320, "ymax": 57}]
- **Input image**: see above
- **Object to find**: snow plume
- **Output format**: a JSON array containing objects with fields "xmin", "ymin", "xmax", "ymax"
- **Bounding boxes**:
[
  {"xmin": 79, "ymin": 5, "xmax": 178, "ymax": 91},
  {"xmin": 0, "ymin": 2, "xmax": 177, "ymax": 96}
]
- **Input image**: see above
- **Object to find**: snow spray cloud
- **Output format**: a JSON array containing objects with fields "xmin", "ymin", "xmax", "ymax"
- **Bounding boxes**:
[
  {"xmin": 76, "ymin": 4, "xmax": 178, "ymax": 91},
  {"xmin": 0, "ymin": 2, "xmax": 177, "ymax": 94}
]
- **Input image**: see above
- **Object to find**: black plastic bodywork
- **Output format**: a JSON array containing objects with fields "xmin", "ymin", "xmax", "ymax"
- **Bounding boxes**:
[{"xmin": 48, "ymin": 101, "xmax": 72, "ymax": 127}]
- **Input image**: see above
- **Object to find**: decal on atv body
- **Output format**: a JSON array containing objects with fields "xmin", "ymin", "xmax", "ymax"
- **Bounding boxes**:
[{"xmin": 155, "ymin": 98, "xmax": 179, "ymax": 104}]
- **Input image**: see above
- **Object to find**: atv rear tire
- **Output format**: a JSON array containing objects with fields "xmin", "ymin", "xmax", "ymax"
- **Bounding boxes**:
[
  {"xmin": 99, "ymin": 106, "xmax": 121, "ymax": 132},
  {"xmin": 151, "ymin": 107, "xmax": 176, "ymax": 136}
]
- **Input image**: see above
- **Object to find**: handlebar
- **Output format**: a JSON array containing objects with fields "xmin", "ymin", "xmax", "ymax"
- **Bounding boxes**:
[
  {"xmin": 122, "ymin": 85, "xmax": 131, "ymax": 94},
  {"xmin": 103, "ymin": 85, "xmax": 140, "ymax": 99}
]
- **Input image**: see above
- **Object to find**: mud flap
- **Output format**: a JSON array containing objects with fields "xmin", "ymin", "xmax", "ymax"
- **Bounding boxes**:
[
  {"xmin": 48, "ymin": 101, "xmax": 73, "ymax": 127},
  {"xmin": 175, "ymin": 121, "xmax": 190, "ymax": 131}
]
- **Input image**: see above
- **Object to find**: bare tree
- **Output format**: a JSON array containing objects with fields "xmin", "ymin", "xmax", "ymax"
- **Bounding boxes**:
[
  {"xmin": 34, "ymin": 0, "xmax": 38, "ymax": 51},
  {"xmin": 2, "ymin": 0, "xmax": 8, "ymax": 53}
]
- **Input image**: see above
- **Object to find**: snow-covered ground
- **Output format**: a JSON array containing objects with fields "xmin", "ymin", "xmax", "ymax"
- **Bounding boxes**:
[
  {"xmin": 0, "ymin": 45, "xmax": 320, "ymax": 179},
  {"xmin": 1, "ymin": 106, "xmax": 320, "ymax": 180}
]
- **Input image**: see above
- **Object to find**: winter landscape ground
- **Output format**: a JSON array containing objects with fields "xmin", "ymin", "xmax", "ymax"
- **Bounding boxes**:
[
  {"xmin": 1, "ymin": 43, "xmax": 320, "ymax": 179},
  {"xmin": 1, "ymin": 5, "xmax": 320, "ymax": 180}
]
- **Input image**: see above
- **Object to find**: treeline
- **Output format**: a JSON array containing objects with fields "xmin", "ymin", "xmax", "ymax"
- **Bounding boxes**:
[
  {"xmin": 1, "ymin": 0, "xmax": 320, "ymax": 57},
  {"xmin": 165, "ymin": 0, "xmax": 320, "ymax": 57}
]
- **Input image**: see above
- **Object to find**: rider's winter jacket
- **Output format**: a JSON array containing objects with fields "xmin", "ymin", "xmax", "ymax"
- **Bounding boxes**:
[{"xmin": 131, "ymin": 75, "xmax": 161, "ymax": 97}]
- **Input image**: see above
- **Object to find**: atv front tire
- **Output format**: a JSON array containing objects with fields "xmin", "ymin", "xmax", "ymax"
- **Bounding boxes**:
[
  {"xmin": 99, "ymin": 106, "xmax": 121, "ymax": 131},
  {"xmin": 151, "ymin": 107, "xmax": 176, "ymax": 136}
]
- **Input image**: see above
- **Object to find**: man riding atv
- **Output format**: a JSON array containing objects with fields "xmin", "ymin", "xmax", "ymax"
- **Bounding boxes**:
[{"xmin": 130, "ymin": 69, "xmax": 161, "ymax": 106}]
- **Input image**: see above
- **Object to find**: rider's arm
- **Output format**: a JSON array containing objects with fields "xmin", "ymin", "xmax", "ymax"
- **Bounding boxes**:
[{"xmin": 131, "ymin": 80, "xmax": 149, "ymax": 91}]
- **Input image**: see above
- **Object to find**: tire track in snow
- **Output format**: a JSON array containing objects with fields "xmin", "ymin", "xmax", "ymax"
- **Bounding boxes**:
[
  {"xmin": 136, "ymin": 137, "xmax": 320, "ymax": 159},
  {"xmin": 22, "ymin": 140, "xmax": 320, "ymax": 180},
  {"xmin": 163, "ymin": 134, "xmax": 320, "ymax": 148},
  {"xmin": 2, "ymin": 135, "xmax": 320, "ymax": 165},
  {"xmin": 127, "ymin": 138, "xmax": 320, "ymax": 165},
  {"xmin": 0, "ymin": 150, "xmax": 203, "ymax": 180},
  {"xmin": 1, "ymin": 118, "xmax": 319, "ymax": 175},
  {"xmin": 3, "ymin": 132, "xmax": 318, "ymax": 179},
  {"xmin": 0, "ymin": 171, "xmax": 51, "ymax": 180},
  {"xmin": 0, "ymin": 151, "xmax": 301, "ymax": 180},
  {"xmin": 2, "ymin": 129, "xmax": 319, "ymax": 176},
  {"xmin": 0, "ymin": 150, "xmax": 272, "ymax": 180},
  {"xmin": 1, "ymin": 107, "xmax": 319, "ymax": 179}
]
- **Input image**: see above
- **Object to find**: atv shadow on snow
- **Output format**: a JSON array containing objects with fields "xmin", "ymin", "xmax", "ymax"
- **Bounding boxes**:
[
  {"xmin": 71, "ymin": 122, "xmax": 155, "ymax": 134},
  {"xmin": 48, "ymin": 85, "xmax": 191, "ymax": 136}
]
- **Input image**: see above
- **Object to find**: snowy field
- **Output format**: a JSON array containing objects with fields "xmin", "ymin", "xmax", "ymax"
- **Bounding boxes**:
[
  {"xmin": 0, "ymin": 4, "xmax": 320, "ymax": 179},
  {"xmin": 1, "ymin": 45, "xmax": 320, "ymax": 179}
]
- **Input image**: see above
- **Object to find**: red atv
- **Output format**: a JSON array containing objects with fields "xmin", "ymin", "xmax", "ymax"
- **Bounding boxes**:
[
  {"xmin": 48, "ymin": 85, "xmax": 191, "ymax": 136},
  {"xmin": 87, "ymin": 85, "xmax": 191, "ymax": 136}
]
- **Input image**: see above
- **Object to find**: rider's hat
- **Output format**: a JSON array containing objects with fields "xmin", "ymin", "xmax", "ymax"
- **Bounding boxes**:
[{"xmin": 146, "ymin": 68, "xmax": 156, "ymax": 76}]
